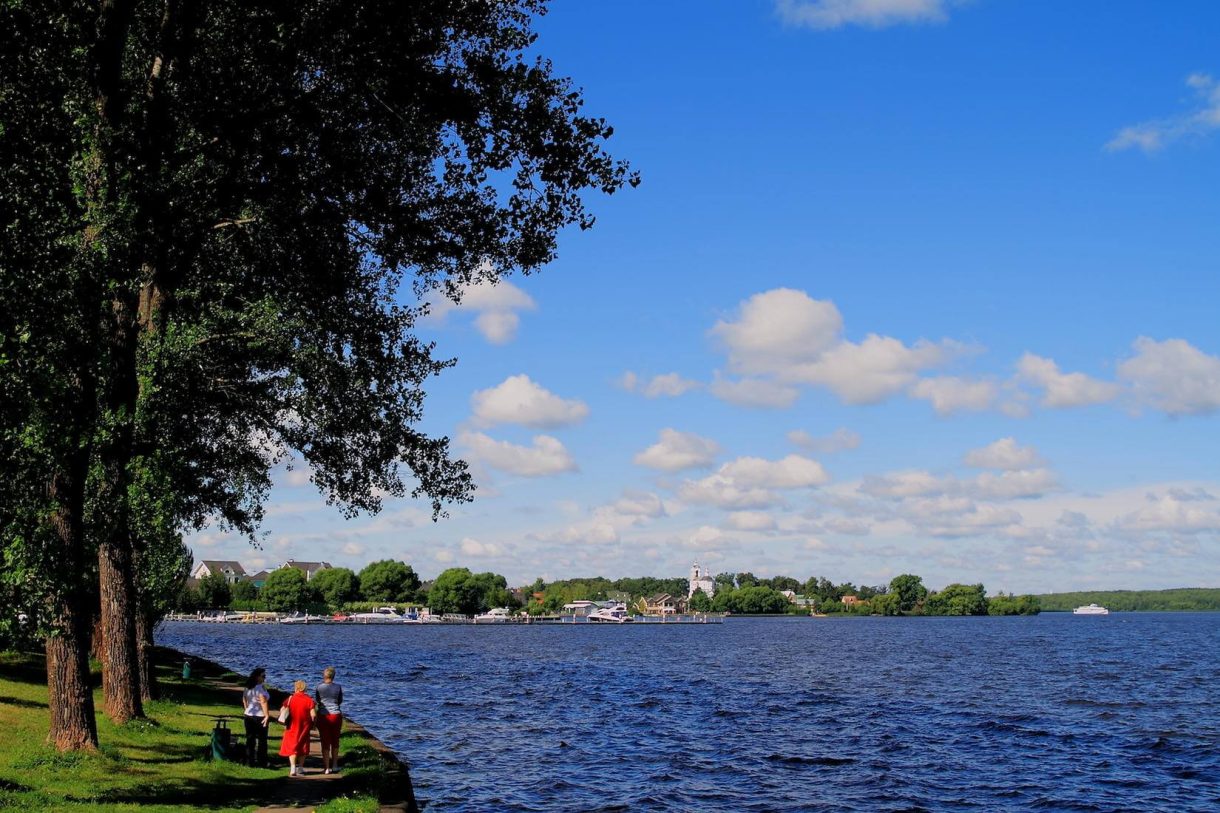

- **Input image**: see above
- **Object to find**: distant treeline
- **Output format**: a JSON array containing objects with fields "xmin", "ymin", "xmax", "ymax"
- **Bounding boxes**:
[
  {"xmin": 533, "ymin": 573, "xmax": 1041, "ymax": 617},
  {"xmin": 1036, "ymin": 588, "xmax": 1220, "ymax": 612}
]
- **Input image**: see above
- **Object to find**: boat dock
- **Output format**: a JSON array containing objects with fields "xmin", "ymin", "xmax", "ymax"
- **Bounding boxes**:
[{"xmin": 164, "ymin": 611, "xmax": 727, "ymax": 626}]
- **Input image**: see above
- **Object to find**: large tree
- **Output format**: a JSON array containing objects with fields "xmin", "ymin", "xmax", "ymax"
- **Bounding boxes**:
[
  {"xmin": 1, "ymin": 0, "xmax": 632, "ymax": 749},
  {"xmin": 358, "ymin": 560, "xmax": 420, "ymax": 604}
]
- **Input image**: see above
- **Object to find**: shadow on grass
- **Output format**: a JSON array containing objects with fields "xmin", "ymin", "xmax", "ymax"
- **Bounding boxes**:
[
  {"xmin": 0, "ymin": 779, "xmax": 31, "ymax": 793},
  {"xmin": 0, "ymin": 694, "xmax": 47, "ymax": 710},
  {"xmin": 120, "ymin": 742, "xmax": 208, "ymax": 765},
  {"xmin": 73, "ymin": 773, "xmax": 277, "ymax": 808}
]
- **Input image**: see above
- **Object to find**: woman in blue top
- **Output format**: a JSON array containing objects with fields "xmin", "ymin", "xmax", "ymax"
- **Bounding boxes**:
[{"xmin": 314, "ymin": 666, "xmax": 344, "ymax": 774}]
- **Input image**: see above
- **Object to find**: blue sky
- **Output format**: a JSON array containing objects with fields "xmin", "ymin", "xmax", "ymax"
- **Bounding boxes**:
[{"xmin": 192, "ymin": 0, "xmax": 1220, "ymax": 593}]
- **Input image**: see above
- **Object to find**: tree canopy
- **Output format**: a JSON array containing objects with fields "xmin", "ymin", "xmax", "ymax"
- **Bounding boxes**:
[
  {"xmin": 1, "ymin": 0, "xmax": 633, "ymax": 749},
  {"xmin": 358, "ymin": 560, "xmax": 420, "ymax": 603}
]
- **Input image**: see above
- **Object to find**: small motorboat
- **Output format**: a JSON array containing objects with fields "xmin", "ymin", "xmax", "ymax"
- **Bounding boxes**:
[
  {"xmin": 278, "ymin": 612, "xmax": 327, "ymax": 624},
  {"xmin": 588, "ymin": 603, "xmax": 633, "ymax": 623},
  {"xmin": 350, "ymin": 607, "xmax": 407, "ymax": 624},
  {"xmin": 473, "ymin": 607, "xmax": 513, "ymax": 624},
  {"xmin": 1072, "ymin": 603, "xmax": 1109, "ymax": 615}
]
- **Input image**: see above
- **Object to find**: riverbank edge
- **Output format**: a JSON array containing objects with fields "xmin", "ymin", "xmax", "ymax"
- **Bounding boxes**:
[{"xmin": 169, "ymin": 646, "xmax": 420, "ymax": 813}]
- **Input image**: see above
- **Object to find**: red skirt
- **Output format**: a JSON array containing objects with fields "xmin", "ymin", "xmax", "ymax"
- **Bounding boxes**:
[{"xmin": 317, "ymin": 712, "xmax": 343, "ymax": 749}]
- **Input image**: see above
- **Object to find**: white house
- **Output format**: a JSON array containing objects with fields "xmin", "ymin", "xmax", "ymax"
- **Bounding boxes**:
[{"xmin": 191, "ymin": 560, "xmax": 247, "ymax": 584}]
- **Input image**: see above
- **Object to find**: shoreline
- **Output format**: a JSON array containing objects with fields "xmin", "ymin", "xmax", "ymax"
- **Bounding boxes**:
[{"xmin": 168, "ymin": 646, "xmax": 421, "ymax": 813}]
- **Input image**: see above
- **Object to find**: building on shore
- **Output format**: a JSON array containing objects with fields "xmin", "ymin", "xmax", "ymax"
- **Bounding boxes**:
[
  {"xmin": 688, "ymin": 561, "xmax": 716, "ymax": 599},
  {"xmin": 191, "ymin": 560, "xmax": 248, "ymax": 584}
]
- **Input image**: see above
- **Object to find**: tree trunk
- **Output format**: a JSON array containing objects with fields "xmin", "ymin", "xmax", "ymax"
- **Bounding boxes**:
[
  {"xmin": 99, "ymin": 532, "xmax": 143, "ymax": 722},
  {"xmin": 46, "ymin": 625, "xmax": 98, "ymax": 752},
  {"xmin": 136, "ymin": 611, "xmax": 157, "ymax": 702},
  {"xmin": 46, "ymin": 465, "xmax": 98, "ymax": 752}
]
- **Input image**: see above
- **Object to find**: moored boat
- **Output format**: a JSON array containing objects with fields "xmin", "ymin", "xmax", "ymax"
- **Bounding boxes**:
[
  {"xmin": 473, "ymin": 607, "xmax": 512, "ymax": 623},
  {"xmin": 351, "ymin": 607, "xmax": 407, "ymax": 624},
  {"xmin": 587, "ymin": 603, "xmax": 633, "ymax": 623}
]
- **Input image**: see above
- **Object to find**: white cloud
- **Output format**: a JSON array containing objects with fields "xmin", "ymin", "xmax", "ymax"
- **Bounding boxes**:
[
  {"xmin": 434, "ymin": 549, "xmax": 454, "ymax": 563},
  {"xmin": 609, "ymin": 491, "xmax": 668, "ymax": 519},
  {"xmin": 677, "ymin": 474, "xmax": 777, "ymax": 510},
  {"xmin": 1115, "ymin": 493, "xmax": 1220, "ymax": 534},
  {"xmin": 429, "ymin": 279, "xmax": 536, "ymax": 344},
  {"xmin": 458, "ymin": 431, "xmax": 577, "ymax": 477},
  {"xmin": 909, "ymin": 376, "xmax": 998, "ymax": 415},
  {"xmin": 725, "ymin": 511, "xmax": 778, "ymax": 532},
  {"xmin": 776, "ymin": 0, "xmax": 950, "ymax": 30},
  {"xmin": 860, "ymin": 465, "xmax": 1056, "ymax": 501},
  {"xmin": 1118, "ymin": 337, "xmax": 1220, "ymax": 416},
  {"xmin": 709, "ymin": 289, "xmax": 968, "ymax": 406},
  {"xmin": 787, "ymin": 427, "xmax": 861, "ymax": 454},
  {"xmin": 1106, "ymin": 73, "xmax": 1220, "ymax": 153},
  {"xmin": 460, "ymin": 537, "xmax": 506, "ymax": 557},
  {"xmin": 471, "ymin": 374, "xmax": 589, "ymax": 428},
  {"xmin": 620, "ymin": 371, "xmax": 701, "ymax": 398},
  {"xmin": 341, "ymin": 542, "xmax": 364, "ymax": 557},
  {"xmin": 972, "ymin": 468, "xmax": 1058, "ymax": 500},
  {"xmin": 720, "ymin": 454, "xmax": 831, "ymax": 489},
  {"xmin": 790, "ymin": 335, "xmax": 967, "ymax": 404},
  {"xmin": 711, "ymin": 288, "xmax": 842, "ymax": 376},
  {"xmin": 679, "ymin": 454, "xmax": 829, "ymax": 510},
  {"xmin": 709, "ymin": 374, "xmax": 800, "ymax": 409},
  {"xmin": 900, "ymin": 497, "xmax": 1023, "ymax": 538},
  {"xmin": 633, "ymin": 428, "xmax": 720, "ymax": 472},
  {"xmin": 1015, "ymin": 353, "xmax": 1119, "ymax": 408},
  {"xmin": 964, "ymin": 438, "xmax": 1044, "ymax": 471}
]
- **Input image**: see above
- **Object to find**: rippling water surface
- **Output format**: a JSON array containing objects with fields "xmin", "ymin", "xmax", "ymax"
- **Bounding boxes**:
[{"xmin": 161, "ymin": 613, "xmax": 1220, "ymax": 811}]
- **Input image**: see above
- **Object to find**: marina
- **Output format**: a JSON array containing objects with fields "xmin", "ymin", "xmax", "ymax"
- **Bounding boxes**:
[{"xmin": 164, "ymin": 609, "xmax": 727, "ymax": 625}]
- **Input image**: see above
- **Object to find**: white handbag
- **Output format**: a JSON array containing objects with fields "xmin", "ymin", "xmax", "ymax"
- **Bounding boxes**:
[{"xmin": 277, "ymin": 706, "xmax": 289, "ymax": 724}]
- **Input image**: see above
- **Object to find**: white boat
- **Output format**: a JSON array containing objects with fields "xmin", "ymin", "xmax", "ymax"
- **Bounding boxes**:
[
  {"xmin": 588, "ymin": 603, "xmax": 633, "ymax": 624},
  {"xmin": 1073, "ymin": 603, "xmax": 1110, "ymax": 615},
  {"xmin": 473, "ymin": 607, "xmax": 512, "ymax": 624},
  {"xmin": 351, "ymin": 607, "xmax": 407, "ymax": 624},
  {"xmin": 278, "ymin": 612, "xmax": 327, "ymax": 624}
]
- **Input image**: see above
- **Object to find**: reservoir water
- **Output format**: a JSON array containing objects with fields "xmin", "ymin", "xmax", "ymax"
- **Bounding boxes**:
[{"xmin": 161, "ymin": 613, "xmax": 1220, "ymax": 812}]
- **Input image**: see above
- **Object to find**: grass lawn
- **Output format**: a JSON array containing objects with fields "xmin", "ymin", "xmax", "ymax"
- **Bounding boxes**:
[{"xmin": 0, "ymin": 648, "xmax": 386, "ymax": 812}]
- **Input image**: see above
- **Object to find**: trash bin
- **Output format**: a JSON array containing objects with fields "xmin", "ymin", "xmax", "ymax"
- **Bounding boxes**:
[{"xmin": 182, "ymin": 659, "xmax": 191, "ymax": 679}]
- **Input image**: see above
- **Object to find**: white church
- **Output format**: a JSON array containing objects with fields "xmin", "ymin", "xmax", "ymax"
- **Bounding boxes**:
[{"xmin": 688, "ymin": 561, "xmax": 716, "ymax": 599}]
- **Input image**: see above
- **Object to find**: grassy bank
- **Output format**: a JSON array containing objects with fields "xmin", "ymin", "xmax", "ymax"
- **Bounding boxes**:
[{"xmin": 0, "ymin": 648, "xmax": 390, "ymax": 812}]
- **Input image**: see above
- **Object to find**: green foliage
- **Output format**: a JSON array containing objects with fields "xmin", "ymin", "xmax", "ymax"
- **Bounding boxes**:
[
  {"xmin": 1, "ymin": 0, "xmax": 634, "ymax": 747},
  {"xmin": 357, "ymin": 561, "xmax": 419, "ymax": 604},
  {"xmin": 426, "ymin": 568, "xmax": 513, "ymax": 615},
  {"xmin": 1034, "ymin": 588, "xmax": 1220, "ymax": 612},
  {"xmin": 925, "ymin": 583, "xmax": 988, "ymax": 616},
  {"xmin": 889, "ymin": 574, "xmax": 928, "ymax": 612},
  {"xmin": 987, "ymin": 592, "xmax": 1041, "ymax": 616},
  {"xmin": 871, "ymin": 593, "xmax": 902, "ymax": 616},
  {"xmin": 688, "ymin": 588, "xmax": 712, "ymax": 612},
  {"xmin": 230, "ymin": 580, "xmax": 258, "ymax": 604},
  {"xmin": 260, "ymin": 568, "xmax": 319, "ymax": 612},
  {"xmin": 196, "ymin": 574, "xmax": 232, "ymax": 610},
  {"xmin": 714, "ymin": 585, "xmax": 790, "ymax": 614},
  {"xmin": 310, "ymin": 567, "xmax": 361, "ymax": 608}
]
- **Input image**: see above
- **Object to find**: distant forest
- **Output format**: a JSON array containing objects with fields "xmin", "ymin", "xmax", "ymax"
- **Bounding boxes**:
[{"xmin": 1036, "ymin": 588, "xmax": 1220, "ymax": 612}]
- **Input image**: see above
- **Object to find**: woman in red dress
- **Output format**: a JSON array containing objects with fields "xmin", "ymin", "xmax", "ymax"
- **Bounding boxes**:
[{"xmin": 278, "ymin": 679, "xmax": 317, "ymax": 776}]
